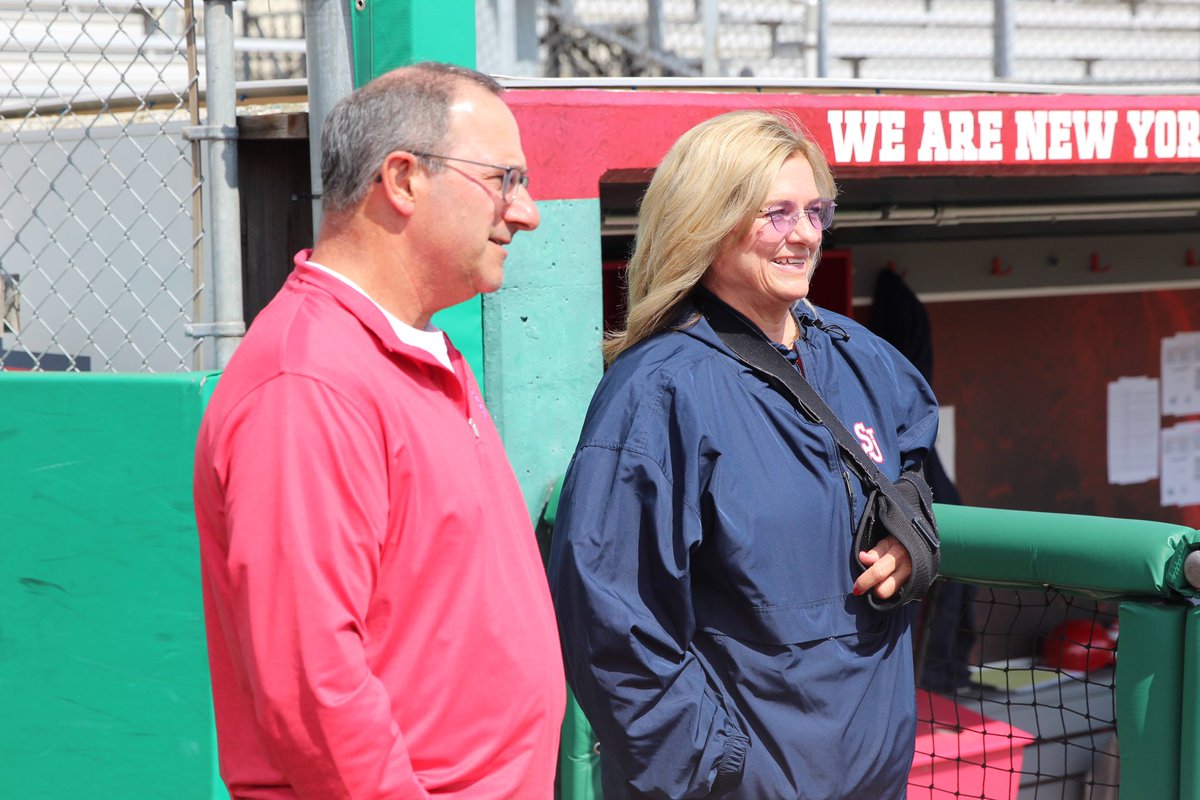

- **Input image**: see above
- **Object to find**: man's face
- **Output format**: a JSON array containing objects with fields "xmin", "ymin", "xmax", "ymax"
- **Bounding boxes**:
[{"xmin": 415, "ymin": 84, "xmax": 540, "ymax": 308}]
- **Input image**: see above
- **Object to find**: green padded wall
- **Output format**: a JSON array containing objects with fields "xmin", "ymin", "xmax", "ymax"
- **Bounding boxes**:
[
  {"xmin": 1183, "ymin": 606, "xmax": 1200, "ymax": 800},
  {"xmin": 560, "ymin": 689, "xmax": 603, "ymax": 800},
  {"xmin": 1116, "ymin": 602, "xmax": 1186, "ymax": 800},
  {"xmin": 0, "ymin": 372, "xmax": 224, "ymax": 799},
  {"xmin": 935, "ymin": 503, "xmax": 1200, "ymax": 600}
]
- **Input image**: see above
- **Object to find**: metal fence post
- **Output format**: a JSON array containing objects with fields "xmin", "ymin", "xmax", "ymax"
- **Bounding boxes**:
[
  {"xmin": 647, "ymin": 0, "xmax": 665, "ymax": 55},
  {"xmin": 994, "ymin": 0, "xmax": 1013, "ymax": 79},
  {"xmin": 816, "ymin": 0, "xmax": 829, "ymax": 78},
  {"xmin": 701, "ymin": 0, "xmax": 719, "ymax": 77},
  {"xmin": 201, "ymin": 0, "xmax": 245, "ymax": 368},
  {"xmin": 304, "ymin": 0, "xmax": 356, "ymax": 236}
]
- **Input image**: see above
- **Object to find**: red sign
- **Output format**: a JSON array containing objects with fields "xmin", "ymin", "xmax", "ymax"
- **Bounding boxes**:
[
  {"xmin": 825, "ymin": 104, "xmax": 1199, "ymax": 166},
  {"xmin": 507, "ymin": 90, "xmax": 1200, "ymax": 200}
]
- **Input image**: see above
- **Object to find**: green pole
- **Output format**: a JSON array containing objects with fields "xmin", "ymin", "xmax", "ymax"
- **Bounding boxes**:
[{"xmin": 349, "ymin": 0, "xmax": 477, "ymax": 83}]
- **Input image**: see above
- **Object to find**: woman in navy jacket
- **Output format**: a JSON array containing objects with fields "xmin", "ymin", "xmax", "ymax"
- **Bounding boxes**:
[{"xmin": 548, "ymin": 110, "xmax": 940, "ymax": 799}]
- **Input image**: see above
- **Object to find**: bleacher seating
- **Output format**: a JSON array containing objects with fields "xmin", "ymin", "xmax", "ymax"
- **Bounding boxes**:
[
  {"xmin": 567, "ymin": 0, "xmax": 1200, "ymax": 85},
  {"xmin": 2, "ymin": 0, "xmax": 1197, "ymax": 107}
]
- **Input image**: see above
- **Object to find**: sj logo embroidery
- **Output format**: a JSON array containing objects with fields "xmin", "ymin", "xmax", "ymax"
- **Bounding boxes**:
[{"xmin": 853, "ymin": 422, "xmax": 886, "ymax": 464}]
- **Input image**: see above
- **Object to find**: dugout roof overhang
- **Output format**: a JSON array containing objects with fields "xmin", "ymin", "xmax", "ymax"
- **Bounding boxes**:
[
  {"xmin": 22, "ymin": 76, "xmax": 1193, "ymax": 243},
  {"xmin": 498, "ymin": 77, "xmax": 1200, "ymax": 242}
]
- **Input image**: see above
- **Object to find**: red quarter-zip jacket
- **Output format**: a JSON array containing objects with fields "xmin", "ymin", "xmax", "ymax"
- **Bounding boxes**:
[{"xmin": 194, "ymin": 253, "xmax": 564, "ymax": 799}]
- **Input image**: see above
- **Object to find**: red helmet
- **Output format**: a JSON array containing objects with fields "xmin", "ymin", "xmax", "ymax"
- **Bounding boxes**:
[{"xmin": 1040, "ymin": 619, "xmax": 1117, "ymax": 672}]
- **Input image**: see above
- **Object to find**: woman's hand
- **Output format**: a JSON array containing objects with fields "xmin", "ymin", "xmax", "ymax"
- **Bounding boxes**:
[{"xmin": 853, "ymin": 535, "xmax": 912, "ymax": 600}]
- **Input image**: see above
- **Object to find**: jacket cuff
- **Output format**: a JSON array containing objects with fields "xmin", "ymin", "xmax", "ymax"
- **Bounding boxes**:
[{"xmin": 712, "ymin": 729, "xmax": 750, "ymax": 793}]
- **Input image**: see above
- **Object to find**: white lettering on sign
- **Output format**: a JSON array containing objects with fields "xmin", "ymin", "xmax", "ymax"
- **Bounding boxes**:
[
  {"xmin": 827, "ymin": 109, "xmax": 906, "ymax": 163},
  {"xmin": 1127, "ymin": 110, "xmax": 1154, "ymax": 158},
  {"xmin": 915, "ymin": 112, "xmax": 947, "ymax": 162},
  {"xmin": 978, "ymin": 111, "xmax": 1004, "ymax": 159},
  {"xmin": 1048, "ymin": 110, "xmax": 1072, "ymax": 159},
  {"xmin": 917, "ymin": 110, "xmax": 1003, "ymax": 162},
  {"xmin": 1011, "ymin": 111, "xmax": 1041, "ymax": 160},
  {"xmin": 1127, "ymin": 109, "xmax": 1200, "ymax": 159},
  {"xmin": 1074, "ymin": 110, "xmax": 1118, "ymax": 159},
  {"xmin": 878, "ymin": 110, "xmax": 906, "ymax": 162},
  {"xmin": 824, "ymin": 107, "xmax": 1199, "ymax": 165},
  {"xmin": 1014, "ymin": 109, "xmax": 1116, "ymax": 161},
  {"xmin": 1183, "ymin": 111, "xmax": 1200, "ymax": 158}
]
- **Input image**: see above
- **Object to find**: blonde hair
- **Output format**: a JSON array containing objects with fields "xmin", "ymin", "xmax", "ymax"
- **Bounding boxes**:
[{"xmin": 604, "ymin": 110, "xmax": 836, "ymax": 364}]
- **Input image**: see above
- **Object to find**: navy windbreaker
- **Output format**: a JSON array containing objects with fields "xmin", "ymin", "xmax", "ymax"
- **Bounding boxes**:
[{"xmin": 548, "ymin": 299, "xmax": 939, "ymax": 800}]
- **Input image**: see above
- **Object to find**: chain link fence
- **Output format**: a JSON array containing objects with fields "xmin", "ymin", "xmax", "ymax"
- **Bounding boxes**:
[
  {"xmin": 0, "ymin": 0, "xmax": 303, "ymax": 372},
  {"xmin": 5, "ymin": 0, "xmax": 1198, "ymax": 371}
]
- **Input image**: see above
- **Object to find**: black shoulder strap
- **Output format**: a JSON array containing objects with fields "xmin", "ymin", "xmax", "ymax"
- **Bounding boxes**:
[{"xmin": 696, "ymin": 293, "xmax": 939, "ymax": 559}]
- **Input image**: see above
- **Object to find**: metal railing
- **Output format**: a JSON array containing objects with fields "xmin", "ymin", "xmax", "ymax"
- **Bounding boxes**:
[{"xmin": 5, "ymin": 0, "xmax": 1198, "ymax": 372}]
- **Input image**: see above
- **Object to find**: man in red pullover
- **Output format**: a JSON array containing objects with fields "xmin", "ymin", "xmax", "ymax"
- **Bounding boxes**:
[{"xmin": 193, "ymin": 62, "xmax": 564, "ymax": 799}]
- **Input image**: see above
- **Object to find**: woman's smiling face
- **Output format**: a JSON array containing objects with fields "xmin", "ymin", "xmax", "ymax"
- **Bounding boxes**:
[{"xmin": 702, "ymin": 155, "xmax": 825, "ymax": 334}]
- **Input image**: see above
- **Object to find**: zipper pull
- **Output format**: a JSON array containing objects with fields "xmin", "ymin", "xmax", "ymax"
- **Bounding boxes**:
[{"xmin": 467, "ymin": 416, "xmax": 480, "ymax": 439}]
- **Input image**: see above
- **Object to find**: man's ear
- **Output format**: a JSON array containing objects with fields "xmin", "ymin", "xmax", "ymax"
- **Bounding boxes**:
[{"xmin": 376, "ymin": 151, "xmax": 420, "ymax": 217}]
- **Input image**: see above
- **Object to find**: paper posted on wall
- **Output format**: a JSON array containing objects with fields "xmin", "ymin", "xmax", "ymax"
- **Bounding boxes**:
[
  {"xmin": 1107, "ymin": 377, "xmax": 1159, "ymax": 485},
  {"xmin": 1161, "ymin": 332, "xmax": 1200, "ymax": 417},
  {"xmin": 1161, "ymin": 421, "xmax": 1200, "ymax": 507}
]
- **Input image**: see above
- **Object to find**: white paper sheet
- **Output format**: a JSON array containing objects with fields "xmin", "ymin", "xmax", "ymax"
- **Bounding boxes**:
[
  {"xmin": 1107, "ymin": 377, "xmax": 1160, "ymax": 485},
  {"xmin": 1161, "ymin": 421, "xmax": 1200, "ymax": 507},
  {"xmin": 1161, "ymin": 331, "xmax": 1200, "ymax": 416},
  {"xmin": 936, "ymin": 405, "xmax": 955, "ymax": 484}
]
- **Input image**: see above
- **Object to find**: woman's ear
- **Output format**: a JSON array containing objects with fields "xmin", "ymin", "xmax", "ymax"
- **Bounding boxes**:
[{"xmin": 376, "ymin": 151, "xmax": 420, "ymax": 217}]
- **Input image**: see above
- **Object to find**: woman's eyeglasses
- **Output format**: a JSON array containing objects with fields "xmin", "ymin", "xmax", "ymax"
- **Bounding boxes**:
[{"xmin": 759, "ymin": 199, "xmax": 837, "ymax": 238}]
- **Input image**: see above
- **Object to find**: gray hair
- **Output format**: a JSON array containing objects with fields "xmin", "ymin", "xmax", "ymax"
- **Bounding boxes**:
[{"xmin": 320, "ymin": 62, "xmax": 503, "ymax": 214}]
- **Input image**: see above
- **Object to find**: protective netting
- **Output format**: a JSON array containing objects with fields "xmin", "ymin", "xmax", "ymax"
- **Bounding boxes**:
[{"xmin": 913, "ymin": 585, "xmax": 1121, "ymax": 799}]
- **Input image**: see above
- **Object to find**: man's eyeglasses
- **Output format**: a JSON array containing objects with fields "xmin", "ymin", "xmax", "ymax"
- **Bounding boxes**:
[
  {"xmin": 411, "ymin": 151, "xmax": 529, "ymax": 204},
  {"xmin": 759, "ymin": 199, "xmax": 837, "ymax": 238}
]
